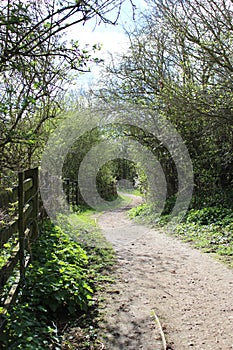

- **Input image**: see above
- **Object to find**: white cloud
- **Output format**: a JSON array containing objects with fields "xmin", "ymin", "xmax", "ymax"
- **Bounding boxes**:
[
  {"xmin": 66, "ymin": 22, "xmax": 130, "ymax": 91},
  {"xmin": 67, "ymin": 22, "xmax": 129, "ymax": 58},
  {"xmin": 65, "ymin": 0, "xmax": 148, "ymax": 91}
]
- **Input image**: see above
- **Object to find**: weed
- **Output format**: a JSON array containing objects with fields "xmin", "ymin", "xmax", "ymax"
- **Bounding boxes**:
[{"xmin": 0, "ymin": 221, "xmax": 94, "ymax": 348}]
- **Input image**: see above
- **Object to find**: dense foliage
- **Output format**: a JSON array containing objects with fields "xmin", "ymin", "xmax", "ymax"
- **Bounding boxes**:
[
  {"xmin": 0, "ymin": 0, "xmax": 233, "ymax": 345},
  {"xmin": 0, "ymin": 222, "xmax": 93, "ymax": 349},
  {"xmin": 0, "ymin": 217, "xmax": 116, "ymax": 349},
  {"xmin": 0, "ymin": 0, "xmax": 129, "ymax": 187},
  {"xmin": 112, "ymin": 0, "xmax": 233, "ymax": 265},
  {"xmin": 63, "ymin": 126, "xmax": 118, "ymax": 203},
  {"xmin": 98, "ymin": 0, "xmax": 233, "ymax": 207}
]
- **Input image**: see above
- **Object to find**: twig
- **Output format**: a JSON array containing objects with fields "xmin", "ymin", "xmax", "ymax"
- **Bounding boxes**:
[{"xmin": 151, "ymin": 310, "xmax": 167, "ymax": 350}]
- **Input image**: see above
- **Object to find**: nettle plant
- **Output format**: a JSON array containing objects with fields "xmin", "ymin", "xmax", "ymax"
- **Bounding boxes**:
[
  {"xmin": 24, "ymin": 222, "xmax": 93, "ymax": 314},
  {"xmin": 1, "ymin": 222, "xmax": 93, "ymax": 349}
]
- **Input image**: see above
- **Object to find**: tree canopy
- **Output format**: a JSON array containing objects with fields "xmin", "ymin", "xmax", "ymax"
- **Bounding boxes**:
[
  {"xmin": 98, "ymin": 0, "xmax": 233, "ymax": 207},
  {"xmin": 0, "ymin": 0, "xmax": 130, "ymax": 184}
]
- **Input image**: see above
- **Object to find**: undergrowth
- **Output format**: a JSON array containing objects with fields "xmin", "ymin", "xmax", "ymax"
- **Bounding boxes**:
[
  {"xmin": 0, "ymin": 217, "xmax": 115, "ymax": 349},
  {"xmin": 129, "ymin": 203, "xmax": 233, "ymax": 268}
]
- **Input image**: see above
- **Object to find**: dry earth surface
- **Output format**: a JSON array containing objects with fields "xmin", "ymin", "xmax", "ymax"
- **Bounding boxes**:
[{"xmin": 97, "ymin": 194, "xmax": 233, "ymax": 350}]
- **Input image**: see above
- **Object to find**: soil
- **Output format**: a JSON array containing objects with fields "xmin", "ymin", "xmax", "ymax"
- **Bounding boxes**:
[{"xmin": 97, "ymin": 194, "xmax": 233, "ymax": 350}]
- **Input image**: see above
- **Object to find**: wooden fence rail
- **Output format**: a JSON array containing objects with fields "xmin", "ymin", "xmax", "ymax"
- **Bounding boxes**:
[
  {"xmin": 63, "ymin": 178, "xmax": 83, "ymax": 206},
  {"xmin": 0, "ymin": 170, "xmax": 83, "ymax": 324},
  {"xmin": 1, "ymin": 167, "xmax": 119, "ymax": 312},
  {"xmin": 0, "ymin": 168, "xmax": 39, "ymax": 322}
]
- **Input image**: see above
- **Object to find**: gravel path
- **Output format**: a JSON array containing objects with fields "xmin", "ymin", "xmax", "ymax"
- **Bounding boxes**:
[{"xmin": 97, "ymin": 195, "xmax": 233, "ymax": 350}]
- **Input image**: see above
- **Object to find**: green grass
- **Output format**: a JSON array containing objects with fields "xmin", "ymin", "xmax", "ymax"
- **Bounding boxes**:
[
  {"xmin": 0, "ymin": 211, "xmax": 116, "ymax": 349},
  {"xmin": 72, "ymin": 194, "xmax": 134, "ymax": 222},
  {"xmin": 90, "ymin": 193, "xmax": 133, "ymax": 212},
  {"xmin": 0, "ymin": 193, "xmax": 139, "ymax": 349},
  {"xmin": 115, "ymin": 193, "xmax": 135, "ymax": 206},
  {"xmin": 64, "ymin": 194, "xmax": 133, "ymax": 251},
  {"xmin": 59, "ymin": 208, "xmax": 116, "ymax": 350},
  {"xmin": 118, "ymin": 187, "xmax": 143, "ymax": 197},
  {"xmin": 60, "ymin": 194, "xmax": 133, "ymax": 234},
  {"xmin": 71, "ymin": 209, "xmax": 97, "ymax": 228}
]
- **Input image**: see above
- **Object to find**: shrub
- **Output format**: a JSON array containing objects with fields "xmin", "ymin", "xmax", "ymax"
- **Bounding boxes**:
[{"xmin": 185, "ymin": 207, "xmax": 233, "ymax": 226}]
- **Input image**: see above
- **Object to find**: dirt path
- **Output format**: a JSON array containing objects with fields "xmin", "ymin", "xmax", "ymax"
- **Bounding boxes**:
[{"xmin": 97, "ymin": 195, "xmax": 233, "ymax": 350}]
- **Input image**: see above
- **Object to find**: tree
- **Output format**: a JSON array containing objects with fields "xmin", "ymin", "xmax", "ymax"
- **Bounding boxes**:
[
  {"xmin": 0, "ymin": 0, "xmax": 132, "ymax": 185},
  {"xmin": 150, "ymin": 0, "xmax": 233, "ymax": 199},
  {"xmin": 60, "ymin": 121, "xmax": 118, "ymax": 204},
  {"xmin": 97, "ymin": 0, "xmax": 233, "ymax": 207}
]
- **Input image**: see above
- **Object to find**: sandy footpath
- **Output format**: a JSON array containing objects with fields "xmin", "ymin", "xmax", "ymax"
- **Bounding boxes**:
[{"xmin": 97, "ymin": 195, "xmax": 233, "ymax": 350}]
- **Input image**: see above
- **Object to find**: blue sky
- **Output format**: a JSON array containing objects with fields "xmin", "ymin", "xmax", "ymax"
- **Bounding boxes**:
[{"xmin": 66, "ymin": 0, "xmax": 148, "ymax": 91}]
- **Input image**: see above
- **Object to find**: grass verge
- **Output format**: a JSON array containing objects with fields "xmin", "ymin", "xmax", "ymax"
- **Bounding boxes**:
[
  {"xmin": 129, "ymin": 203, "xmax": 233, "ymax": 268},
  {"xmin": 0, "ymin": 193, "xmax": 137, "ymax": 349},
  {"xmin": 0, "ymin": 212, "xmax": 115, "ymax": 349}
]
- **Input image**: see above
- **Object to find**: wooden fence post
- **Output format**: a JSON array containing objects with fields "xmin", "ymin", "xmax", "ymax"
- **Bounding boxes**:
[
  {"xmin": 31, "ymin": 168, "xmax": 39, "ymax": 240},
  {"xmin": 74, "ymin": 180, "xmax": 79, "ymax": 205},
  {"xmin": 18, "ymin": 171, "xmax": 25, "ymax": 282},
  {"xmin": 64, "ymin": 178, "xmax": 70, "ymax": 204}
]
